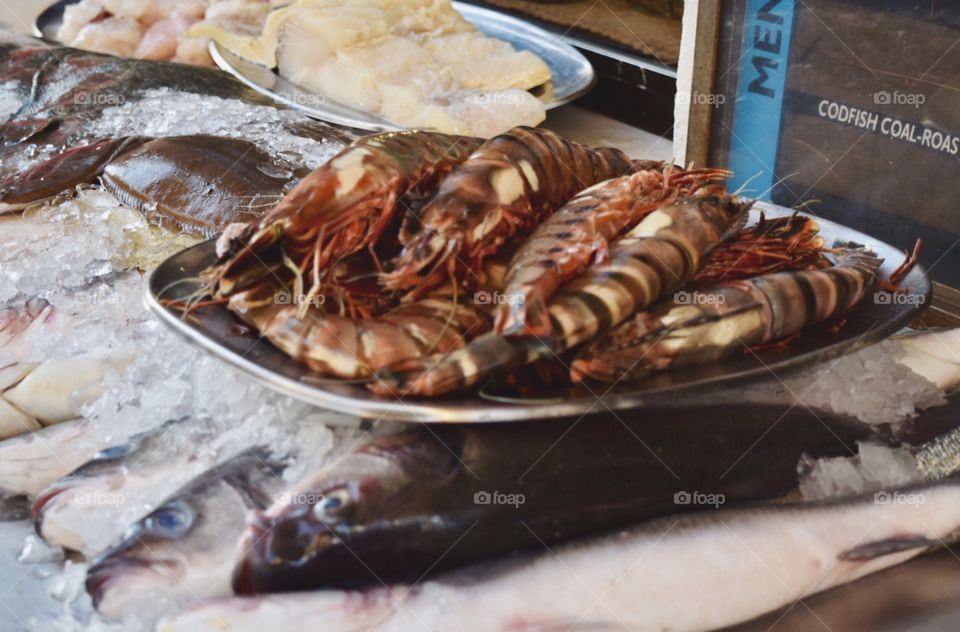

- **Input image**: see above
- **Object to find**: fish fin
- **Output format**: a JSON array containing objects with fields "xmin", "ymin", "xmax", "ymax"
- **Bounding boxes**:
[{"xmin": 838, "ymin": 534, "xmax": 938, "ymax": 561}]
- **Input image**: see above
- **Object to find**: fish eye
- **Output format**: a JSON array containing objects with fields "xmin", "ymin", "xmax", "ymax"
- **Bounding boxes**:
[
  {"xmin": 312, "ymin": 488, "xmax": 351, "ymax": 521},
  {"xmin": 145, "ymin": 501, "xmax": 194, "ymax": 538}
]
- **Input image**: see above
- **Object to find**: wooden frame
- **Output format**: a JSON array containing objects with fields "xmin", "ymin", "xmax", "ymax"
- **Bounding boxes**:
[{"xmin": 673, "ymin": 0, "xmax": 722, "ymax": 167}]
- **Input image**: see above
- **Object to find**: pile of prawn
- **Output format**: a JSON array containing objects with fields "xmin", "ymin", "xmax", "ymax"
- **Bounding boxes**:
[{"xmin": 189, "ymin": 126, "xmax": 893, "ymax": 397}]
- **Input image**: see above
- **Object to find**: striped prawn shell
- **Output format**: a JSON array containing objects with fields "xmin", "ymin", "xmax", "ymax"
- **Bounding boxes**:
[
  {"xmin": 227, "ymin": 285, "xmax": 491, "ymax": 379},
  {"xmin": 370, "ymin": 190, "xmax": 750, "ymax": 396},
  {"xmin": 739, "ymin": 246, "xmax": 882, "ymax": 340},
  {"xmin": 211, "ymin": 131, "xmax": 482, "ymax": 296},
  {"xmin": 385, "ymin": 126, "xmax": 639, "ymax": 291},
  {"xmin": 571, "ymin": 246, "xmax": 883, "ymax": 382},
  {"xmin": 494, "ymin": 170, "xmax": 669, "ymax": 336},
  {"xmin": 546, "ymin": 189, "xmax": 751, "ymax": 350}
]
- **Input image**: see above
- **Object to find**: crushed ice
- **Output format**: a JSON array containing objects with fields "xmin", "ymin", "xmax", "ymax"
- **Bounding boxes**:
[
  {"xmin": 0, "ymin": 80, "xmax": 21, "ymax": 122},
  {"xmin": 741, "ymin": 339, "xmax": 947, "ymax": 428},
  {"xmin": 0, "ymin": 189, "xmax": 363, "ymax": 631},
  {"xmin": 799, "ymin": 441, "xmax": 923, "ymax": 501},
  {"xmin": 85, "ymin": 89, "xmax": 344, "ymax": 171},
  {"xmin": 2, "ymin": 87, "xmax": 344, "ymax": 175}
]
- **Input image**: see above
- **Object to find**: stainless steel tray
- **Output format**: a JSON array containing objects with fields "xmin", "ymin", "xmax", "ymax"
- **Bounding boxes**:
[
  {"xmin": 35, "ymin": 0, "xmax": 595, "ymax": 132},
  {"xmin": 145, "ymin": 203, "xmax": 931, "ymax": 423}
]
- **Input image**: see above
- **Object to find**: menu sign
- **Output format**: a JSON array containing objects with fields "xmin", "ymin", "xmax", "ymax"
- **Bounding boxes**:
[{"xmin": 709, "ymin": 1, "xmax": 960, "ymax": 285}]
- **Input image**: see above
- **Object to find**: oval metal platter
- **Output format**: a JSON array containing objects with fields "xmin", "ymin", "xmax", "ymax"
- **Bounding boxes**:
[
  {"xmin": 146, "ymin": 203, "xmax": 931, "ymax": 423},
  {"xmin": 35, "ymin": 0, "xmax": 595, "ymax": 132}
]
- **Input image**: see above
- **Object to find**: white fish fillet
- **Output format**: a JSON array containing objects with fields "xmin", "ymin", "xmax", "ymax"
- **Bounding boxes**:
[
  {"xmin": 422, "ymin": 33, "xmax": 551, "ymax": 90},
  {"xmin": 160, "ymin": 480, "xmax": 960, "ymax": 632},
  {"xmin": 194, "ymin": 0, "xmax": 549, "ymax": 134}
]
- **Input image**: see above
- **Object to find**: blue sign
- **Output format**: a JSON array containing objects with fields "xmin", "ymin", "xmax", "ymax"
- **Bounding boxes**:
[{"xmin": 728, "ymin": 0, "xmax": 797, "ymax": 198}]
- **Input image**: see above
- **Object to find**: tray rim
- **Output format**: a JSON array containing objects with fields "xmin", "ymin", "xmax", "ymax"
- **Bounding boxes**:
[{"xmin": 145, "ymin": 203, "xmax": 932, "ymax": 423}]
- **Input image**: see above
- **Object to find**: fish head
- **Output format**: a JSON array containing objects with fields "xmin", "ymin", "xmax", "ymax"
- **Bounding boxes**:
[
  {"xmin": 86, "ymin": 497, "xmax": 207, "ymax": 621},
  {"xmin": 86, "ymin": 453, "xmax": 277, "ymax": 621},
  {"xmin": 234, "ymin": 428, "xmax": 465, "ymax": 592},
  {"xmin": 32, "ymin": 442, "xmax": 137, "ymax": 539}
]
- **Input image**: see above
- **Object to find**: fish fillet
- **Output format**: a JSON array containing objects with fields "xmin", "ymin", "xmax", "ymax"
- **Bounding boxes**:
[{"xmin": 194, "ymin": 0, "xmax": 549, "ymax": 134}]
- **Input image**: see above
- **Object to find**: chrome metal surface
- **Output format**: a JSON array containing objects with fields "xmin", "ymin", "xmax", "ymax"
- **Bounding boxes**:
[{"xmin": 146, "ymin": 203, "xmax": 931, "ymax": 423}]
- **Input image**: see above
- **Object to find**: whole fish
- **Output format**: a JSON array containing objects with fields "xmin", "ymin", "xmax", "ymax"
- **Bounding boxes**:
[
  {"xmin": 232, "ymin": 402, "xmax": 872, "ymax": 593},
  {"xmin": 34, "ymin": 410, "xmax": 350, "ymax": 556},
  {"xmin": 86, "ymin": 451, "xmax": 287, "ymax": 623},
  {"xmin": 161, "ymin": 476, "xmax": 960, "ymax": 632},
  {"xmin": 80, "ymin": 416, "xmax": 358, "ymax": 622},
  {"xmin": 572, "ymin": 244, "xmax": 883, "ymax": 382},
  {"xmin": 32, "ymin": 417, "xmax": 231, "ymax": 556}
]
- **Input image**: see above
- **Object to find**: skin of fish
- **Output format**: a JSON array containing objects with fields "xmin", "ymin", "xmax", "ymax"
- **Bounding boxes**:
[
  {"xmin": 0, "ymin": 419, "xmax": 118, "ymax": 499},
  {"xmin": 232, "ymin": 403, "xmax": 874, "ymax": 594},
  {"xmin": 32, "ymin": 417, "xmax": 225, "ymax": 556},
  {"xmin": 160, "ymin": 476, "xmax": 960, "ymax": 632},
  {"xmin": 85, "ymin": 451, "xmax": 286, "ymax": 623}
]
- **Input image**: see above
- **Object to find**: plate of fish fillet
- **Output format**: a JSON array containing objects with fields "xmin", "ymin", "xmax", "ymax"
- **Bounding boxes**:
[
  {"xmin": 202, "ymin": 0, "xmax": 590, "ymax": 135},
  {"xmin": 36, "ymin": 0, "xmax": 593, "ymax": 136}
]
